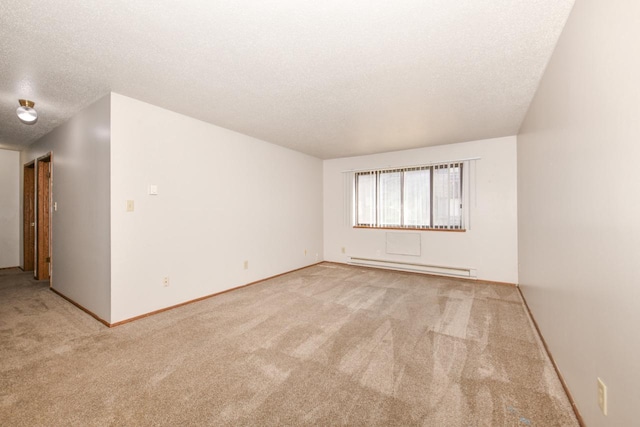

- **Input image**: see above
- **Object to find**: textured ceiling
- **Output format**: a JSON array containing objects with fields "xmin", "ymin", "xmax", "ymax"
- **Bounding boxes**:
[{"xmin": 0, "ymin": 0, "xmax": 574, "ymax": 158}]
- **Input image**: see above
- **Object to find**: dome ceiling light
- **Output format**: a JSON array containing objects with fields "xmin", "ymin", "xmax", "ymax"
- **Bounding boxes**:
[{"xmin": 17, "ymin": 99, "xmax": 38, "ymax": 124}]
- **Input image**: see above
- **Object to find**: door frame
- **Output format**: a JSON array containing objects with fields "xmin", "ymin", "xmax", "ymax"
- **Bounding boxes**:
[
  {"xmin": 35, "ymin": 153, "xmax": 53, "ymax": 284},
  {"xmin": 23, "ymin": 161, "xmax": 35, "ymax": 272}
]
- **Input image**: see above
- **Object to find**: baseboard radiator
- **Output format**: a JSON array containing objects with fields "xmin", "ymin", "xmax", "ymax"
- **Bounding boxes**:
[{"xmin": 348, "ymin": 256, "xmax": 477, "ymax": 279}]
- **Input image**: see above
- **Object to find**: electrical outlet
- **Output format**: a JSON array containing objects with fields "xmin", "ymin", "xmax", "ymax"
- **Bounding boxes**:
[
  {"xmin": 126, "ymin": 200, "xmax": 134, "ymax": 212},
  {"xmin": 162, "ymin": 276, "xmax": 169, "ymax": 287},
  {"xmin": 597, "ymin": 377, "xmax": 607, "ymax": 415},
  {"xmin": 341, "ymin": 247, "xmax": 346, "ymax": 254},
  {"xmin": 244, "ymin": 260, "xmax": 249, "ymax": 270},
  {"xmin": 304, "ymin": 249, "xmax": 307, "ymax": 256}
]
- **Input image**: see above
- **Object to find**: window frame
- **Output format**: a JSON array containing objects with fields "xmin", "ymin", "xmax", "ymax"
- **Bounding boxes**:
[{"xmin": 354, "ymin": 163, "xmax": 465, "ymax": 232}]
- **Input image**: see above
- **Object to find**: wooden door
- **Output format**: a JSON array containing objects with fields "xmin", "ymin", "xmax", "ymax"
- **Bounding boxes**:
[
  {"xmin": 23, "ymin": 163, "xmax": 35, "ymax": 271},
  {"xmin": 36, "ymin": 156, "xmax": 51, "ymax": 281}
]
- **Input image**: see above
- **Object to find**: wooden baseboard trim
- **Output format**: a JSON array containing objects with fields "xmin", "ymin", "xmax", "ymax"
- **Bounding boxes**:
[
  {"xmin": 517, "ymin": 286, "xmax": 585, "ymax": 427},
  {"xmin": 49, "ymin": 288, "xmax": 110, "ymax": 328},
  {"xmin": 473, "ymin": 278, "xmax": 517, "ymax": 287},
  {"xmin": 0, "ymin": 266, "xmax": 21, "ymax": 270},
  {"xmin": 109, "ymin": 262, "xmax": 324, "ymax": 328},
  {"xmin": 326, "ymin": 261, "xmax": 517, "ymax": 287}
]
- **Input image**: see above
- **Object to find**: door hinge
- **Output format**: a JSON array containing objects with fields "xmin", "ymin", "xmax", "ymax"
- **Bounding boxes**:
[{"xmin": 46, "ymin": 257, "xmax": 51, "ymax": 262}]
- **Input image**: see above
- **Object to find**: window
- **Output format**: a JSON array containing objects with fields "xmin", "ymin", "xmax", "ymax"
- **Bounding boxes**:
[{"xmin": 355, "ymin": 163, "xmax": 463, "ymax": 230}]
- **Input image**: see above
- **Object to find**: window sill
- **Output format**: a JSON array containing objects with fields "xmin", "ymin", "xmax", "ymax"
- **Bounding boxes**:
[{"xmin": 353, "ymin": 226, "xmax": 466, "ymax": 232}]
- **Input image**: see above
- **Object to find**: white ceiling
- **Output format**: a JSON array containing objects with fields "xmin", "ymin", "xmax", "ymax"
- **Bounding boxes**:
[{"xmin": 0, "ymin": 0, "xmax": 574, "ymax": 159}]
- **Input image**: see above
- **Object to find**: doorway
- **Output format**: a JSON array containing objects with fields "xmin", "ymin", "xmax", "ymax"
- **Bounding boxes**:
[
  {"xmin": 36, "ymin": 154, "xmax": 52, "ymax": 282},
  {"xmin": 23, "ymin": 162, "xmax": 35, "ymax": 272}
]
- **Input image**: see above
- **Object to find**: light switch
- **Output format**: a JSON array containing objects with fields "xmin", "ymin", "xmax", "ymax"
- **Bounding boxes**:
[
  {"xmin": 148, "ymin": 185, "xmax": 158, "ymax": 195},
  {"xmin": 126, "ymin": 200, "xmax": 134, "ymax": 212}
]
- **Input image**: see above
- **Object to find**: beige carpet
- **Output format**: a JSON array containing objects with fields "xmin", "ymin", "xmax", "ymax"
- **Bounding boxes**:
[{"xmin": 0, "ymin": 264, "xmax": 578, "ymax": 426}]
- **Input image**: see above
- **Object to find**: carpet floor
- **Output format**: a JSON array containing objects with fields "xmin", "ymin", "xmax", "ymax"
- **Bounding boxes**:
[{"xmin": 0, "ymin": 263, "xmax": 578, "ymax": 426}]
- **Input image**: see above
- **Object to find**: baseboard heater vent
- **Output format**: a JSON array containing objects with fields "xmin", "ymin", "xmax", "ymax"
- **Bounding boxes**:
[{"xmin": 348, "ymin": 257, "xmax": 477, "ymax": 279}]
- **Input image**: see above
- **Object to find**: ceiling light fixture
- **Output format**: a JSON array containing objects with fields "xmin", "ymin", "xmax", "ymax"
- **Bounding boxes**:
[{"xmin": 17, "ymin": 99, "xmax": 38, "ymax": 124}]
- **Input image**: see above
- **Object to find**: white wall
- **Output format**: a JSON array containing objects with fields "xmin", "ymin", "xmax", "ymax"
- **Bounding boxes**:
[
  {"xmin": 518, "ymin": 1, "xmax": 640, "ymax": 425},
  {"xmin": 323, "ymin": 136, "xmax": 518, "ymax": 283},
  {"xmin": 110, "ymin": 93, "xmax": 323, "ymax": 323},
  {"xmin": 0, "ymin": 149, "xmax": 20, "ymax": 268},
  {"xmin": 21, "ymin": 95, "xmax": 111, "ymax": 321}
]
